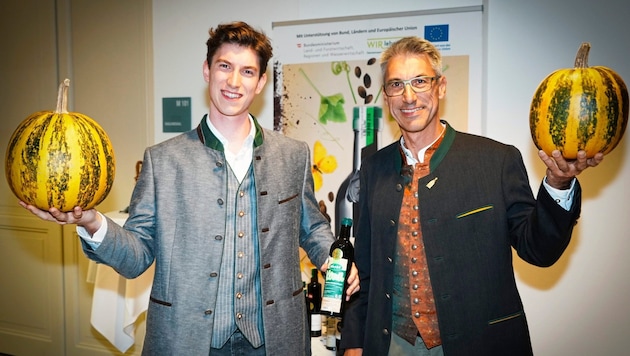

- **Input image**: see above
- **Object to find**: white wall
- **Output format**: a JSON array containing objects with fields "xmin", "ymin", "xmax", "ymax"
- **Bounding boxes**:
[
  {"xmin": 153, "ymin": 0, "xmax": 630, "ymax": 354},
  {"xmin": 486, "ymin": 1, "xmax": 630, "ymax": 355},
  {"xmin": 152, "ymin": 0, "xmax": 299, "ymax": 143},
  {"xmin": 152, "ymin": 0, "xmax": 479, "ymax": 141}
]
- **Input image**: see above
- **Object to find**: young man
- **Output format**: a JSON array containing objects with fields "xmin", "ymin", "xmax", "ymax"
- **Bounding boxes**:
[
  {"xmin": 22, "ymin": 21, "xmax": 358, "ymax": 355},
  {"xmin": 340, "ymin": 36, "xmax": 602, "ymax": 356}
]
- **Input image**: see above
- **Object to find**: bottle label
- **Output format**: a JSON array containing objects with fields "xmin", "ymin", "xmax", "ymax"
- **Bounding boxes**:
[
  {"xmin": 311, "ymin": 314, "xmax": 322, "ymax": 332},
  {"xmin": 321, "ymin": 251, "xmax": 349, "ymax": 314}
]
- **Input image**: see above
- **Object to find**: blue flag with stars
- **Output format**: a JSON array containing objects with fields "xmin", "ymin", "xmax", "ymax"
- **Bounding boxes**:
[{"xmin": 424, "ymin": 24, "xmax": 449, "ymax": 42}]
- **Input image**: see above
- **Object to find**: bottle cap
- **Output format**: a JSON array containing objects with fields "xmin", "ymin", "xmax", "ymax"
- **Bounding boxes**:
[{"xmin": 341, "ymin": 217, "xmax": 353, "ymax": 227}]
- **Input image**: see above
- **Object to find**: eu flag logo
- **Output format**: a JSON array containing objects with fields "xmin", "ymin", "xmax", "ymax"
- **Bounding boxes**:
[{"xmin": 424, "ymin": 24, "xmax": 449, "ymax": 42}]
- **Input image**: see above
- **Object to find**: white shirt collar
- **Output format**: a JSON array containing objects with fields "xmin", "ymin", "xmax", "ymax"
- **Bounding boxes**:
[
  {"xmin": 399, "ymin": 122, "xmax": 446, "ymax": 165},
  {"xmin": 205, "ymin": 114, "xmax": 255, "ymax": 182}
]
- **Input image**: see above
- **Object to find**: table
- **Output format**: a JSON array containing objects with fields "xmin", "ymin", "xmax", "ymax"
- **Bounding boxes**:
[{"xmin": 90, "ymin": 211, "xmax": 154, "ymax": 353}]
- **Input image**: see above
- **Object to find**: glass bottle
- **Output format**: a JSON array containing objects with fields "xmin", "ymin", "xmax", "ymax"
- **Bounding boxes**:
[
  {"xmin": 326, "ymin": 316, "xmax": 338, "ymax": 350},
  {"xmin": 334, "ymin": 106, "xmax": 381, "ymax": 236},
  {"xmin": 307, "ymin": 268, "xmax": 322, "ymax": 337},
  {"xmin": 321, "ymin": 218, "xmax": 354, "ymax": 317},
  {"xmin": 334, "ymin": 109, "xmax": 361, "ymax": 237}
]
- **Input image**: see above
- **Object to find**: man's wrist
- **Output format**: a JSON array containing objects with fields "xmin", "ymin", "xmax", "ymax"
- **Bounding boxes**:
[
  {"xmin": 82, "ymin": 213, "xmax": 104, "ymax": 236},
  {"xmin": 545, "ymin": 176, "xmax": 573, "ymax": 190}
]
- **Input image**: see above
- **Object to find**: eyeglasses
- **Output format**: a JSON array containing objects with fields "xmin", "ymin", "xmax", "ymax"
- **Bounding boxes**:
[{"xmin": 383, "ymin": 76, "xmax": 440, "ymax": 97}]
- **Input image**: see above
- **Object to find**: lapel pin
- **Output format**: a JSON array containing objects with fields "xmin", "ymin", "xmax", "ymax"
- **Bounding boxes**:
[{"xmin": 426, "ymin": 177, "xmax": 438, "ymax": 189}]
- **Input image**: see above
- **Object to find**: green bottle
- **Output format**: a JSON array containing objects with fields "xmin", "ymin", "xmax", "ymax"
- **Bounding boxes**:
[
  {"xmin": 307, "ymin": 268, "xmax": 322, "ymax": 337},
  {"xmin": 321, "ymin": 218, "xmax": 354, "ymax": 317}
]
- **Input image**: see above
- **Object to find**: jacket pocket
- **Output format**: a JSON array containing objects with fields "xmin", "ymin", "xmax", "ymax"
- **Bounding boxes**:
[
  {"xmin": 488, "ymin": 310, "xmax": 523, "ymax": 325},
  {"xmin": 278, "ymin": 193, "xmax": 299, "ymax": 204},
  {"xmin": 150, "ymin": 296, "xmax": 172, "ymax": 307},
  {"xmin": 456, "ymin": 204, "xmax": 494, "ymax": 219}
]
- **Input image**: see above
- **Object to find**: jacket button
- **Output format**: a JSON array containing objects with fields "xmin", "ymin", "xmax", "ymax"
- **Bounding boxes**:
[
  {"xmin": 209, "ymin": 272, "xmax": 218, "ymax": 277},
  {"xmin": 396, "ymin": 183, "xmax": 403, "ymax": 191},
  {"xmin": 382, "ymin": 329, "xmax": 389, "ymax": 335},
  {"xmin": 204, "ymin": 309, "xmax": 213, "ymax": 315},
  {"xmin": 216, "ymin": 161, "xmax": 223, "ymax": 168},
  {"xmin": 217, "ymin": 198, "xmax": 224, "ymax": 205},
  {"xmin": 215, "ymin": 235, "xmax": 223, "ymax": 240}
]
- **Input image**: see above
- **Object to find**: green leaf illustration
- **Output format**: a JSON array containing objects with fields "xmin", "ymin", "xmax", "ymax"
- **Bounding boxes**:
[
  {"xmin": 299, "ymin": 68, "xmax": 347, "ymax": 124},
  {"xmin": 318, "ymin": 93, "xmax": 346, "ymax": 124}
]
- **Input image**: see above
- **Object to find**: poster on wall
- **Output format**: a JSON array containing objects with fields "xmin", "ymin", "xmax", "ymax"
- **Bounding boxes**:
[{"xmin": 272, "ymin": 7, "xmax": 482, "ymax": 265}]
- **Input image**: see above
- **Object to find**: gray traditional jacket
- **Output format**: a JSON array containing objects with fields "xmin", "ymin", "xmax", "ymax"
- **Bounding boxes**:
[{"xmin": 82, "ymin": 115, "xmax": 334, "ymax": 355}]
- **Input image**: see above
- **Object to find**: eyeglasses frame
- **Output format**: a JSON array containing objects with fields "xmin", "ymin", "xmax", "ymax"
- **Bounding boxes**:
[{"xmin": 383, "ymin": 75, "xmax": 441, "ymax": 97}]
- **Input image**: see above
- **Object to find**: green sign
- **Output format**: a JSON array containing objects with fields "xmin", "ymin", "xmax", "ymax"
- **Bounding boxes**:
[{"xmin": 162, "ymin": 97, "xmax": 191, "ymax": 133}]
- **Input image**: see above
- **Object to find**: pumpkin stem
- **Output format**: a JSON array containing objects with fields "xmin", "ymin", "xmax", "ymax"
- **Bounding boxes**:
[
  {"xmin": 574, "ymin": 42, "xmax": 591, "ymax": 68},
  {"xmin": 55, "ymin": 78, "xmax": 71, "ymax": 114}
]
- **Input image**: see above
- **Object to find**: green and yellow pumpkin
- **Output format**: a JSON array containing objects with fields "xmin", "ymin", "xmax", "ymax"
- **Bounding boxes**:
[
  {"xmin": 5, "ymin": 79, "xmax": 116, "ymax": 211},
  {"xmin": 530, "ymin": 42, "xmax": 628, "ymax": 159}
]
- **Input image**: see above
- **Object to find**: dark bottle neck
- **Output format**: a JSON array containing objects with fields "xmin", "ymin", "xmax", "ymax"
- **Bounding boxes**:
[{"xmin": 339, "ymin": 224, "xmax": 351, "ymax": 240}]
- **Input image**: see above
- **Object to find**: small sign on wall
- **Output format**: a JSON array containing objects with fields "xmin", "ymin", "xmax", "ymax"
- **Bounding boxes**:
[{"xmin": 162, "ymin": 97, "xmax": 191, "ymax": 132}]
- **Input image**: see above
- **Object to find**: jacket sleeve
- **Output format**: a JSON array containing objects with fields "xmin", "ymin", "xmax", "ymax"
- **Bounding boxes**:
[
  {"xmin": 297, "ymin": 140, "xmax": 336, "ymax": 269},
  {"xmin": 81, "ymin": 147, "xmax": 157, "ymax": 278},
  {"xmin": 504, "ymin": 146, "xmax": 582, "ymax": 267}
]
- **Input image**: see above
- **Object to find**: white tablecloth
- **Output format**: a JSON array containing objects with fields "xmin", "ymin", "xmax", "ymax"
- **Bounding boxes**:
[
  {"xmin": 312, "ymin": 330, "xmax": 338, "ymax": 356},
  {"xmin": 90, "ymin": 211, "xmax": 154, "ymax": 353}
]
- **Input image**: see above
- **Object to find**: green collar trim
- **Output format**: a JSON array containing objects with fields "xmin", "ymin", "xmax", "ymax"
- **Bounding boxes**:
[
  {"xmin": 197, "ymin": 114, "xmax": 265, "ymax": 151},
  {"xmin": 397, "ymin": 120, "xmax": 457, "ymax": 172},
  {"xmin": 429, "ymin": 121, "xmax": 456, "ymax": 170}
]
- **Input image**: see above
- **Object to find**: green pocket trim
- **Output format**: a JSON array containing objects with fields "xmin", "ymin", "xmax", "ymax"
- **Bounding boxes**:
[
  {"xmin": 456, "ymin": 205, "xmax": 494, "ymax": 219},
  {"xmin": 488, "ymin": 311, "xmax": 523, "ymax": 325}
]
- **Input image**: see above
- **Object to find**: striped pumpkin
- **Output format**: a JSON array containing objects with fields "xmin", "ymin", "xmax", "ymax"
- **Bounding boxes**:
[
  {"xmin": 5, "ymin": 79, "xmax": 116, "ymax": 211},
  {"xmin": 530, "ymin": 42, "xmax": 628, "ymax": 159}
]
